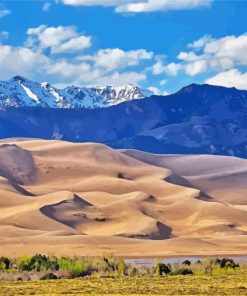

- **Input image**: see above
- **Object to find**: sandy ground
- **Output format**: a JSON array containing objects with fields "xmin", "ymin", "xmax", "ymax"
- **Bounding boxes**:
[{"xmin": 0, "ymin": 139, "xmax": 246, "ymax": 257}]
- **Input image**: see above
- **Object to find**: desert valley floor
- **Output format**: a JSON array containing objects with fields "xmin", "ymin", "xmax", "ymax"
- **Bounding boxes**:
[{"xmin": 0, "ymin": 139, "xmax": 246, "ymax": 257}]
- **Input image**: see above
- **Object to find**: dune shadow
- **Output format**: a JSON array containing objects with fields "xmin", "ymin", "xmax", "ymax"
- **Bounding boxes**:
[{"xmin": 165, "ymin": 174, "xmax": 214, "ymax": 202}]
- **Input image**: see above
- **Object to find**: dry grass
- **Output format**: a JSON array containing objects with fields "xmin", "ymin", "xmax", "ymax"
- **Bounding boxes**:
[{"xmin": 1, "ymin": 270, "xmax": 247, "ymax": 296}]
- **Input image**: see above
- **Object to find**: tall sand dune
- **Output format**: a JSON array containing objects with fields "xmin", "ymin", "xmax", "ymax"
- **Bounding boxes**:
[{"xmin": 0, "ymin": 139, "xmax": 246, "ymax": 257}]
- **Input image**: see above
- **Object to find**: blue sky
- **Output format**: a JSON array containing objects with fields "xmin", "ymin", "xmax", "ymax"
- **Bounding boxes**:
[{"xmin": 0, "ymin": 0, "xmax": 246, "ymax": 93}]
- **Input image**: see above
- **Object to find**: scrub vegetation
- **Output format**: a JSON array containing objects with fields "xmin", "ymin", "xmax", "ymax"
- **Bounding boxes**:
[{"xmin": 0, "ymin": 255, "xmax": 246, "ymax": 295}]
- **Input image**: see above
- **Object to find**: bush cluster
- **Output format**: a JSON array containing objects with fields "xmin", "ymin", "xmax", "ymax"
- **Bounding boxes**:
[{"xmin": 0, "ymin": 255, "xmax": 241, "ymax": 280}]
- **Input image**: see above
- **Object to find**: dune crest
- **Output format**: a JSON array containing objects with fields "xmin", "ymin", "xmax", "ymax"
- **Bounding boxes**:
[{"xmin": 0, "ymin": 139, "xmax": 246, "ymax": 257}]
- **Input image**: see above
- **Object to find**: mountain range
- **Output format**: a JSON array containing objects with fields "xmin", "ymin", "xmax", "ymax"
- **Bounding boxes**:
[
  {"xmin": 0, "ymin": 77, "xmax": 247, "ymax": 158},
  {"xmin": 0, "ymin": 76, "xmax": 153, "ymax": 108}
]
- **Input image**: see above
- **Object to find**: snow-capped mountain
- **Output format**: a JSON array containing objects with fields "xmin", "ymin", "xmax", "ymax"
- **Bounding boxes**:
[
  {"xmin": 92, "ymin": 85, "xmax": 153, "ymax": 105},
  {"xmin": 0, "ymin": 76, "xmax": 154, "ymax": 108},
  {"xmin": 0, "ymin": 83, "xmax": 247, "ymax": 158}
]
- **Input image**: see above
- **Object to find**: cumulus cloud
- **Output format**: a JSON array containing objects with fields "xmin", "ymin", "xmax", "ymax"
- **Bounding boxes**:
[
  {"xmin": 79, "ymin": 48, "xmax": 153, "ymax": 71},
  {"xmin": 0, "ymin": 45, "xmax": 50, "ymax": 81},
  {"xmin": 0, "ymin": 6, "xmax": 11, "ymax": 18},
  {"xmin": 185, "ymin": 60, "xmax": 207, "ymax": 76},
  {"xmin": 152, "ymin": 61, "xmax": 181, "ymax": 76},
  {"xmin": 62, "ymin": 0, "xmax": 213, "ymax": 13},
  {"xmin": 42, "ymin": 2, "xmax": 52, "ymax": 12},
  {"xmin": 205, "ymin": 69, "xmax": 247, "ymax": 90},
  {"xmin": 148, "ymin": 86, "xmax": 169, "ymax": 96},
  {"xmin": 26, "ymin": 25, "xmax": 92, "ymax": 54},
  {"xmin": 204, "ymin": 34, "xmax": 247, "ymax": 65},
  {"xmin": 157, "ymin": 33, "xmax": 247, "ymax": 78},
  {"xmin": 0, "ymin": 43, "xmax": 148, "ymax": 87},
  {"xmin": 188, "ymin": 35, "xmax": 211, "ymax": 50},
  {"xmin": 117, "ymin": 0, "xmax": 212, "ymax": 13},
  {"xmin": 0, "ymin": 25, "xmax": 153, "ymax": 87},
  {"xmin": 165, "ymin": 62, "xmax": 182, "ymax": 76}
]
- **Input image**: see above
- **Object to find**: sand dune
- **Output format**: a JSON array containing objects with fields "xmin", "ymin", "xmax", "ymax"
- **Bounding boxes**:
[{"xmin": 0, "ymin": 139, "xmax": 246, "ymax": 257}]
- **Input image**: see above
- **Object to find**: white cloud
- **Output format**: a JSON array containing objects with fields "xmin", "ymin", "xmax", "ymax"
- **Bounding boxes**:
[
  {"xmin": 152, "ymin": 61, "xmax": 165, "ymax": 75},
  {"xmin": 62, "ymin": 0, "xmax": 213, "ymax": 13},
  {"xmin": 0, "ymin": 25, "xmax": 153, "ymax": 88},
  {"xmin": 79, "ymin": 48, "xmax": 153, "ymax": 71},
  {"xmin": 177, "ymin": 51, "xmax": 198, "ymax": 62},
  {"xmin": 56, "ymin": 35, "xmax": 91, "ymax": 53},
  {"xmin": 0, "ymin": 43, "xmax": 148, "ymax": 87},
  {"xmin": 0, "ymin": 31, "xmax": 9, "ymax": 42},
  {"xmin": 204, "ymin": 34, "xmax": 247, "ymax": 65},
  {"xmin": 205, "ymin": 69, "xmax": 247, "ymax": 90},
  {"xmin": 0, "ymin": 45, "xmax": 50, "ymax": 81},
  {"xmin": 165, "ymin": 62, "xmax": 182, "ymax": 76},
  {"xmin": 165, "ymin": 32, "xmax": 247, "ymax": 77},
  {"xmin": 152, "ymin": 61, "xmax": 181, "ymax": 76},
  {"xmin": 0, "ymin": 7, "xmax": 11, "ymax": 18},
  {"xmin": 188, "ymin": 35, "xmax": 211, "ymax": 50},
  {"xmin": 185, "ymin": 60, "xmax": 207, "ymax": 76},
  {"xmin": 90, "ymin": 72, "xmax": 147, "ymax": 87},
  {"xmin": 42, "ymin": 2, "xmax": 52, "ymax": 12},
  {"xmin": 160, "ymin": 79, "xmax": 167, "ymax": 86},
  {"xmin": 27, "ymin": 25, "xmax": 91, "ymax": 54},
  {"xmin": 148, "ymin": 86, "xmax": 169, "ymax": 96},
  {"xmin": 62, "ymin": 0, "xmax": 123, "ymax": 6},
  {"xmin": 117, "ymin": 0, "xmax": 212, "ymax": 13},
  {"xmin": 148, "ymin": 86, "xmax": 160, "ymax": 95}
]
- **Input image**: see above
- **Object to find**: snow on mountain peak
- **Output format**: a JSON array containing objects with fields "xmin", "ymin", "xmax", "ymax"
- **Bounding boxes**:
[{"xmin": 0, "ymin": 77, "xmax": 154, "ymax": 109}]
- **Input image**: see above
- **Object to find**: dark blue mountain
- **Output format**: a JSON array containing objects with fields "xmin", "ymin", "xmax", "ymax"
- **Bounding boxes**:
[{"xmin": 0, "ymin": 83, "xmax": 247, "ymax": 157}]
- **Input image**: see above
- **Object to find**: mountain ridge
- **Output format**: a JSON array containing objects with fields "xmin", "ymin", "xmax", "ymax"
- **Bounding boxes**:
[
  {"xmin": 0, "ymin": 82, "xmax": 247, "ymax": 158},
  {"xmin": 0, "ymin": 76, "xmax": 154, "ymax": 109}
]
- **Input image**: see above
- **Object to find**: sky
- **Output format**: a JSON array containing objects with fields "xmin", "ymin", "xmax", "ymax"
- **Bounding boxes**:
[{"xmin": 0, "ymin": 0, "xmax": 246, "ymax": 94}]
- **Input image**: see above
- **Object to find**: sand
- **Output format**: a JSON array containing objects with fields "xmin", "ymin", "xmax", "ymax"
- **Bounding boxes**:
[{"xmin": 0, "ymin": 139, "xmax": 246, "ymax": 257}]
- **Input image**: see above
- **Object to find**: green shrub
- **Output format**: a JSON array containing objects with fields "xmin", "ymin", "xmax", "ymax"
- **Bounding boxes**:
[
  {"xmin": 17, "ymin": 254, "xmax": 59, "ymax": 272},
  {"xmin": 57, "ymin": 257, "xmax": 90, "ymax": 278},
  {"xmin": 117, "ymin": 259, "xmax": 126, "ymax": 277}
]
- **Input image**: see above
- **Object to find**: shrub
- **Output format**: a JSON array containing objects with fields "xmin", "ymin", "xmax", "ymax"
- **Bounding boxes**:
[
  {"xmin": 69, "ymin": 261, "xmax": 87, "ymax": 278},
  {"xmin": 129, "ymin": 267, "xmax": 138, "ymax": 277},
  {"xmin": 117, "ymin": 259, "xmax": 126, "ymax": 277},
  {"xmin": 0, "ymin": 256, "xmax": 11, "ymax": 270},
  {"xmin": 201, "ymin": 258, "xmax": 216, "ymax": 274},
  {"xmin": 57, "ymin": 257, "xmax": 90, "ymax": 278},
  {"xmin": 215, "ymin": 258, "xmax": 239, "ymax": 269},
  {"xmin": 170, "ymin": 268, "xmax": 193, "ymax": 275},
  {"xmin": 18, "ymin": 254, "xmax": 59, "ymax": 272},
  {"xmin": 40, "ymin": 273, "xmax": 58, "ymax": 280},
  {"xmin": 182, "ymin": 260, "xmax": 191, "ymax": 266},
  {"xmin": 153, "ymin": 260, "xmax": 171, "ymax": 276}
]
